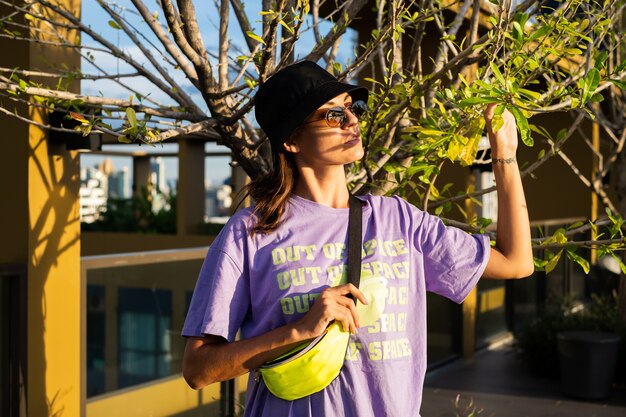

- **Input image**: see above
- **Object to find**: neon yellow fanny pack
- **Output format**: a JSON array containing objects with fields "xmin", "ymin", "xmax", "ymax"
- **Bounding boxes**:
[{"xmin": 258, "ymin": 321, "xmax": 350, "ymax": 400}]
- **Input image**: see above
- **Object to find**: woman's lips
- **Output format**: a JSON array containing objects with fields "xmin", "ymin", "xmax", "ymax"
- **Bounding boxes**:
[{"xmin": 345, "ymin": 135, "xmax": 362, "ymax": 146}]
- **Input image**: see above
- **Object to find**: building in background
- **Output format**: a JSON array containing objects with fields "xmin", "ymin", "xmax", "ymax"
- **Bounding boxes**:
[
  {"xmin": 108, "ymin": 166, "xmax": 131, "ymax": 199},
  {"xmin": 151, "ymin": 157, "xmax": 168, "ymax": 194},
  {"xmin": 80, "ymin": 165, "xmax": 108, "ymax": 223},
  {"xmin": 205, "ymin": 178, "xmax": 232, "ymax": 223}
]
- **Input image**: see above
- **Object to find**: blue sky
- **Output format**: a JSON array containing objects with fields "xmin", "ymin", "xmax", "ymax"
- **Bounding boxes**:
[{"xmin": 79, "ymin": 0, "xmax": 357, "ymax": 186}]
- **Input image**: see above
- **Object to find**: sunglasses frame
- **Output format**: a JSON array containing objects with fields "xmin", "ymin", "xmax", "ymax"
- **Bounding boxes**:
[{"xmin": 302, "ymin": 100, "xmax": 369, "ymax": 128}]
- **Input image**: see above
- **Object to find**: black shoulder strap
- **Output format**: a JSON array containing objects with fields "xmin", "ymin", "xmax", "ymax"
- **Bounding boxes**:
[{"xmin": 347, "ymin": 194, "xmax": 363, "ymax": 303}]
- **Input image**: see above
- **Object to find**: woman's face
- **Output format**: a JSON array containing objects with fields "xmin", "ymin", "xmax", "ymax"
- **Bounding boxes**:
[{"xmin": 283, "ymin": 92, "xmax": 364, "ymax": 169}]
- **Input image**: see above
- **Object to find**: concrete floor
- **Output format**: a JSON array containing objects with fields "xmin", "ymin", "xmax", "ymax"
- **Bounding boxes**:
[{"xmin": 421, "ymin": 337, "xmax": 626, "ymax": 417}]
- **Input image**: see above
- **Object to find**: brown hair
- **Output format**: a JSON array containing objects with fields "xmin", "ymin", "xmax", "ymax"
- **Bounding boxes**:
[{"xmin": 246, "ymin": 150, "xmax": 299, "ymax": 235}]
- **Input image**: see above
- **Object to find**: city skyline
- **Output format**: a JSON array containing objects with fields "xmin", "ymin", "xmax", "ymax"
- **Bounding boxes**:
[{"xmin": 80, "ymin": 142, "xmax": 232, "ymax": 188}]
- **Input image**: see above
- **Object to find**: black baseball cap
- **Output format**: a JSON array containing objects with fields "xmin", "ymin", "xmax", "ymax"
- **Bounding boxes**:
[{"xmin": 255, "ymin": 60, "xmax": 368, "ymax": 152}]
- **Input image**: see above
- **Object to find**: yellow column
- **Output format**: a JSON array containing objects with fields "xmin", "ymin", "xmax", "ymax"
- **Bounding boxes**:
[
  {"xmin": 462, "ymin": 288, "xmax": 478, "ymax": 359},
  {"xmin": 0, "ymin": 1, "xmax": 82, "ymax": 416},
  {"xmin": 461, "ymin": 170, "xmax": 478, "ymax": 359},
  {"xmin": 28, "ymin": 105, "xmax": 81, "ymax": 417}
]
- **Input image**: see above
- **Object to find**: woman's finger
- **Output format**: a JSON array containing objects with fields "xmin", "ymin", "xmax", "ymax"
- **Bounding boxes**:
[
  {"xmin": 334, "ymin": 293, "xmax": 361, "ymax": 329},
  {"xmin": 329, "ymin": 283, "xmax": 369, "ymax": 305}
]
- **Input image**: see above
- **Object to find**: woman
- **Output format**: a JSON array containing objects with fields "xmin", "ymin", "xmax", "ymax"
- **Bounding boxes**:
[{"xmin": 182, "ymin": 60, "xmax": 534, "ymax": 417}]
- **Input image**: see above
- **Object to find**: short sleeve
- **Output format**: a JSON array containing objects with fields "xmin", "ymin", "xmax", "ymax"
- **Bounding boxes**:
[
  {"xmin": 417, "ymin": 211, "xmax": 490, "ymax": 303},
  {"xmin": 181, "ymin": 226, "xmax": 251, "ymax": 342}
]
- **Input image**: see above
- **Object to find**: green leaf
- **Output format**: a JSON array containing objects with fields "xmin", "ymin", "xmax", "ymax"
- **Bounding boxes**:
[
  {"xmin": 108, "ymin": 20, "xmax": 122, "ymax": 30},
  {"xmin": 126, "ymin": 107, "xmax": 137, "ymax": 128},
  {"xmin": 364, "ymin": 77, "xmax": 383, "ymax": 86},
  {"xmin": 511, "ymin": 21, "xmax": 523, "ymax": 43},
  {"xmin": 534, "ymin": 257, "xmax": 548, "ymax": 269},
  {"xmin": 528, "ymin": 25, "xmax": 550, "ymax": 42},
  {"xmin": 589, "ymin": 220, "xmax": 598, "ymax": 236},
  {"xmin": 508, "ymin": 106, "xmax": 533, "ymax": 146},
  {"xmin": 518, "ymin": 88, "xmax": 541, "ymax": 101},
  {"xmin": 587, "ymin": 68, "xmax": 601, "ymax": 90},
  {"xmin": 246, "ymin": 31, "xmax": 265, "ymax": 45},
  {"xmin": 589, "ymin": 93, "xmax": 604, "ymax": 103},
  {"xmin": 118, "ymin": 135, "xmax": 132, "ymax": 144},
  {"xmin": 447, "ymin": 140, "xmax": 462, "ymax": 162},
  {"xmin": 490, "ymin": 62, "xmax": 506, "ymax": 86},
  {"xmin": 611, "ymin": 79, "xmax": 626, "ymax": 90},
  {"xmin": 279, "ymin": 20, "xmax": 294, "ymax": 35},
  {"xmin": 566, "ymin": 249, "xmax": 590, "ymax": 274},
  {"xmin": 458, "ymin": 97, "xmax": 495, "ymax": 107},
  {"xmin": 556, "ymin": 128, "xmax": 568, "ymax": 141},
  {"xmin": 595, "ymin": 51, "xmax": 609, "ymax": 69},
  {"xmin": 244, "ymin": 76, "xmax": 257, "ymax": 89},
  {"xmin": 567, "ymin": 221, "xmax": 584, "ymax": 230},
  {"xmin": 545, "ymin": 249, "xmax": 563, "ymax": 273},
  {"xmin": 491, "ymin": 114, "xmax": 504, "ymax": 133}
]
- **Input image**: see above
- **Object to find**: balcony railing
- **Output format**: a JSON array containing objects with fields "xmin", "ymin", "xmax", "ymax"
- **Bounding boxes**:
[{"xmin": 81, "ymin": 247, "xmax": 245, "ymax": 417}]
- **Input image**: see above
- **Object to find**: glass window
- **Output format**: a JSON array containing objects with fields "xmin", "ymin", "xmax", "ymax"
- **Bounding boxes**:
[
  {"xmin": 511, "ymin": 273, "xmax": 537, "ymax": 331},
  {"xmin": 426, "ymin": 292, "xmax": 460, "ymax": 365},
  {"xmin": 87, "ymin": 285, "xmax": 105, "ymax": 396},
  {"xmin": 86, "ymin": 257, "xmax": 204, "ymax": 397},
  {"xmin": 117, "ymin": 287, "xmax": 172, "ymax": 389},
  {"xmin": 0, "ymin": 265, "xmax": 26, "ymax": 417}
]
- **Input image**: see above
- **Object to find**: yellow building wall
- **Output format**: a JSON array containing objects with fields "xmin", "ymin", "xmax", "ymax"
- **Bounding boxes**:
[
  {"xmin": 0, "ymin": 1, "xmax": 82, "ymax": 416},
  {"xmin": 86, "ymin": 377, "xmax": 222, "ymax": 417}
]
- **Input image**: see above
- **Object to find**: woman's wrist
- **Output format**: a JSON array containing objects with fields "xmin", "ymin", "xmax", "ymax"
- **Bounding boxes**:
[
  {"xmin": 288, "ymin": 320, "xmax": 317, "ymax": 344},
  {"xmin": 491, "ymin": 156, "xmax": 517, "ymax": 164}
]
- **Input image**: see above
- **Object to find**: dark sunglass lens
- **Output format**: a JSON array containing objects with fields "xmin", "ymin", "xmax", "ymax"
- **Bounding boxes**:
[
  {"xmin": 350, "ymin": 100, "xmax": 368, "ymax": 118},
  {"xmin": 326, "ymin": 107, "xmax": 346, "ymax": 127}
]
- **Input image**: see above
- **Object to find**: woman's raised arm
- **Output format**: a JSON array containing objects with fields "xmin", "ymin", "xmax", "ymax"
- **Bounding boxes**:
[{"xmin": 482, "ymin": 104, "xmax": 534, "ymax": 279}]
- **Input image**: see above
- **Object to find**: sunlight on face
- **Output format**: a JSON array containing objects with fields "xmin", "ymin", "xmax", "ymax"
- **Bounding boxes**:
[{"xmin": 285, "ymin": 93, "xmax": 364, "ymax": 170}]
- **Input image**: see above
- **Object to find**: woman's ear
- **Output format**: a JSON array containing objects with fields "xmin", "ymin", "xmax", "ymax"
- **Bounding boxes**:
[{"xmin": 282, "ymin": 135, "xmax": 300, "ymax": 154}]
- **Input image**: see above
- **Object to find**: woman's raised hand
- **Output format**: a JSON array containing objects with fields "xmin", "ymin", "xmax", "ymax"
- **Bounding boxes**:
[
  {"xmin": 484, "ymin": 103, "xmax": 519, "ymax": 159},
  {"xmin": 295, "ymin": 283, "xmax": 368, "ymax": 338}
]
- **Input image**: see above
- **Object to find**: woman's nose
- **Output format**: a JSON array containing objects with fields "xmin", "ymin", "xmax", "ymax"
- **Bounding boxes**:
[{"xmin": 342, "ymin": 108, "xmax": 359, "ymax": 128}]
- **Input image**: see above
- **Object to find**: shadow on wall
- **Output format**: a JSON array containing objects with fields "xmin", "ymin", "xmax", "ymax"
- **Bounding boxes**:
[{"xmin": 29, "ymin": 130, "xmax": 81, "ymax": 416}]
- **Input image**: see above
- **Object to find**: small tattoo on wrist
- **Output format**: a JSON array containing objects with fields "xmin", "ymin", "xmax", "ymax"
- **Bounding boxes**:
[{"xmin": 492, "ymin": 157, "xmax": 516, "ymax": 164}]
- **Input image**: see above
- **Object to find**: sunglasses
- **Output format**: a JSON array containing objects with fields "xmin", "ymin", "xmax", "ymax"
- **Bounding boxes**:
[{"xmin": 302, "ymin": 100, "xmax": 369, "ymax": 128}]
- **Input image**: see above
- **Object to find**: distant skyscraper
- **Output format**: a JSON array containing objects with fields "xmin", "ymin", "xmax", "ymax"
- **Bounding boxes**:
[
  {"xmin": 151, "ymin": 157, "xmax": 167, "ymax": 194},
  {"xmin": 109, "ymin": 166, "xmax": 131, "ymax": 199}
]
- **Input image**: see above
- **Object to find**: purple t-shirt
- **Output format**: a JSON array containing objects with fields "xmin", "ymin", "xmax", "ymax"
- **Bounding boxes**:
[{"xmin": 182, "ymin": 194, "xmax": 490, "ymax": 417}]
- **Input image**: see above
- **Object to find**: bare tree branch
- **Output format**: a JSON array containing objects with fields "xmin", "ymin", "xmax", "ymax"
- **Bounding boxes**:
[
  {"xmin": 130, "ymin": 0, "xmax": 200, "ymax": 87},
  {"xmin": 97, "ymin": 0, "xmax": 202, "ymax": 114},
  {"xmin": 218, "ymin": 0, "xmax": 230, "ymax": 90},
  {"xmin": 0, "ymin": 81, "xmax": 205, "ymax": 121}
]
